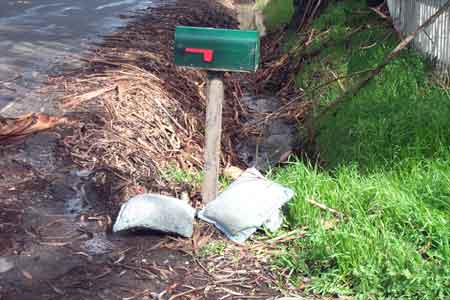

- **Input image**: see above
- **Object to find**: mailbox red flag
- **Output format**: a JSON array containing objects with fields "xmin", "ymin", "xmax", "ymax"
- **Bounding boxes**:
[{"xmin": 185, "ymin": 48, "xmax": 214, "ymax": 62}]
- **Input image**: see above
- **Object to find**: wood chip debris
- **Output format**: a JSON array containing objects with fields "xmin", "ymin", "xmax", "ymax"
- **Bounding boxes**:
[{"xmin": 56, "ymin": 0, "xmax": 244, "ymax": 204}]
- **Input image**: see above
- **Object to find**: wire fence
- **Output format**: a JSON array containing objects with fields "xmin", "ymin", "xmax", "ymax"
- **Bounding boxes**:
[{"xmin": 387, "ymin": 0, "xmax": 450, "ymax": 79}]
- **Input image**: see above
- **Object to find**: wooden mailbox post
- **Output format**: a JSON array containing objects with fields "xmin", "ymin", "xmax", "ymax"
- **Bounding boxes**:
[{"xmin": 174, "ymin": 26, "xmax": 260, "ymax": 203}]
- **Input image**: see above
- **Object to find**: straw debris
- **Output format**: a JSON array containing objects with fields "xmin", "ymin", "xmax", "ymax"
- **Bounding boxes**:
[{"xmin": 58, "ymin": 0, "xmax": 243, "ymax": 201}]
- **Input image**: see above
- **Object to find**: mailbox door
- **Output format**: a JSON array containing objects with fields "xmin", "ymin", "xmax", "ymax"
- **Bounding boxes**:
[{"xmin": 174, "ymin": 26, "xmax": 260, "ymax": 72}]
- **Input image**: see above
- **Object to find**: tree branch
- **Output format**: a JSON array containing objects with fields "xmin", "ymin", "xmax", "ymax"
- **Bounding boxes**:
[{"xmin": 316, "ymin": 1, "xmax": 450, "ymax": 120}]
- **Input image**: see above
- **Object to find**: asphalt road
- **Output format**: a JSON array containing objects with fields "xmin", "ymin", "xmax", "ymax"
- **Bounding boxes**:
[{"xmin": 0, "ymin": 0, "xmax": 154, "ymax": 115}]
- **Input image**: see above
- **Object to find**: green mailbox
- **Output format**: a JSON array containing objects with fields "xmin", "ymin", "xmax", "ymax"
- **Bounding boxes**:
[
  {"xmin": 174, "ymin": 26, "xmax": 260, "ymax": 72},
  {"xmin": 173, "ymin": 26, "xmax": 260, "ymax": 203}
]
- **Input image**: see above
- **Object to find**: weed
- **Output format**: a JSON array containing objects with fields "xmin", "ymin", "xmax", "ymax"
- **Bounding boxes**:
[
  {"xmin": 198, "ymin": 240, "xmax": 227, "ymax": 257},
  {"xmin": 163, "ymin": 165, "xmax": 232, "ymax": 194},
  {"xmin": 162, "ymin": 165, "xmax": 203, "ymax": 187}
]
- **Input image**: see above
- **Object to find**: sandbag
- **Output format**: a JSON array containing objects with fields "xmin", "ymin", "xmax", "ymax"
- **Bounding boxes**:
[
  {"xmin": 198, "ymin": 168, "xmax": 293, "ymax": 243},
  {"xmin": 113, "ymin": 194, "xmax": 195, "ymax": 237},
  {"xmin": 264, "ymin": 209, "xmax": 284, "ymax": 232}
]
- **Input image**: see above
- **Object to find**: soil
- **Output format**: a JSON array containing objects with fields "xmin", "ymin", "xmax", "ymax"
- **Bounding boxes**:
[
  {"xmin": 0, "ymin": 1, "xmax": 292, "ymax": 299},
  {"xmin": 0, "ymin": 129, "xmax": 281, "ymax": 300}
]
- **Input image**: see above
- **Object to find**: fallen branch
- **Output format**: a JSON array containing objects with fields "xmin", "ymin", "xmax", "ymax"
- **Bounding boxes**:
[
  {"xmin": 370, "ymin": 7, "xmax": 390, "ymax": 20},
  {"xmin": 370, "ymin": 1, "xmax": 390, "ymax": 20},
  {"xmin": 310, "ymin": 69, "xmax": 373, "ymax": 94},
  {"xmin": 297, "ymin": 0, "xmax": 324, "ymax": 32},
  {"xmin": 0, "ymin": 113, "xmax": 69, "ymax": 142},
  {"xmin": 317, "ymin": 0, "xmax": 450, "ymax": 119},
  {"xmin": 261, "ymin": 229, "xmax": 305, "ymax": 245},
  {"xmin": 168, "ymin": 285, "xmax": 208, "ymax": 300}
]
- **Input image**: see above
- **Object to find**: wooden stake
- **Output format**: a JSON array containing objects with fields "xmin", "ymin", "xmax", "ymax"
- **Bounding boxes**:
[{"xmin": 202, "ymin": 71, "xmax": 224, "ymax": 203}]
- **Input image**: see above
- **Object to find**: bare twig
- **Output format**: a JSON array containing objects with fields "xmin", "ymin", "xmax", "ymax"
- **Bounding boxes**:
[
  {"xmin": 307, "ymin": 197, "xmax": 343, "ymax": 218},
  {"xmin": 168, "ymin": 285, "xmax": 208, "ymax": 300}
]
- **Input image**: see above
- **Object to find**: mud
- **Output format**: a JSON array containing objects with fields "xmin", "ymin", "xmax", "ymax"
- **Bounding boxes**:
[
  {"xmin": 0, "ymin": 141, "xmax": 279, "ymax": 299},
  {"xmin": 236, "ymin": 96, "xmax": 298, "ymax": 170},
  {"xmin": 0, "ymin": 130, "xmax": 201, "ymax": 300}
]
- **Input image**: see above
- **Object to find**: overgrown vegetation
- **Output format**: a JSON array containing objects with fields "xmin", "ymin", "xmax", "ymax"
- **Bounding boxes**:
[{"xmin": 268, "ymin": 1, "xmax": 450, "ymax": 299}]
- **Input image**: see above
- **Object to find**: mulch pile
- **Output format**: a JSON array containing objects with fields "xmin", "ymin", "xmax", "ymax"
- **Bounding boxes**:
[{"xmin": 57, "ymin": 0, "xmax": 248, "ymax": 202}]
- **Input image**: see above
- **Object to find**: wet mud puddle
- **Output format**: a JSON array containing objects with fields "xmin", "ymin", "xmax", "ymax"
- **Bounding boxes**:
[
  {"xmin": 0, "ymin": 0, "xmax": 157, "ymax": 116},
  {"xmin": 0, "ymin": 131, "xmax": 173, "ymax": 299},
  {"xmin": 235, "ymin": 3, "xmax": 298, "ymax": 170}
]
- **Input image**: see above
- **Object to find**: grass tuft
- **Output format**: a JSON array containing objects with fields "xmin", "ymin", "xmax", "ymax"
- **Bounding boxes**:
[{"xmin": 162, "ymin": 165, "xmax": 203, "ymax": 187}]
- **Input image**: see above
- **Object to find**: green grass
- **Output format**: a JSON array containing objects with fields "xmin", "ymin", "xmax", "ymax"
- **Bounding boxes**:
[
  {"xmin": 162, "ymin": 165, "xmax": 232, "ymax": 191},
  {"xmin": 260, "ymin": 0, "xmax": 295, "ymax": 31},
  {"xmin": 272, "ymin": 1, "xmax": 450, "ymax": 299},
  {"xmin": 162, "ymin": 165, "xmax": 203, "ymax": 187},
  {"xmin": 274, "ymin": 161, "xmax": 450, "ymax": 299}
]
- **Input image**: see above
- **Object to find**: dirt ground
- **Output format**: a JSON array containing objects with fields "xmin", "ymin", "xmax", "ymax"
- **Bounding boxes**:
[
  {"xmin": 0, "ymin": 1, "xmax": 296, "ymax": 299},
  {"xmin": 0, "ymin": 130, "xmax": 282, "ymax": 300}
]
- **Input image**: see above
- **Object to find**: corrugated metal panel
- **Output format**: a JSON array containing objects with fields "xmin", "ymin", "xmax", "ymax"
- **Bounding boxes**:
[{"xmin": 387, "ymin": 0, "xmax": 450, "ymax": 78}]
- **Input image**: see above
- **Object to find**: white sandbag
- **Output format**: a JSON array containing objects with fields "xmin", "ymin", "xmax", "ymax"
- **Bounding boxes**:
[
  {"xmin": 198, "ymin": 168, "xmax": 294, "ymax": 243},
  {"xmin": 113, "ymin": 194, "xmax": 195, "ymax": 238}
]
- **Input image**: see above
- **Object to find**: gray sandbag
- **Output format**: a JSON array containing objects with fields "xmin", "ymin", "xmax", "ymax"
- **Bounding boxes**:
[
  {"xmin": 113, "ymin": 194, "xmax": 195, "ymax": 238},
  {"xmin": 264, "ymin": 209, "xmax": 284, "ymax": 232},
  {"xmin": 198, "ymin": 168, "xmax": 294, "ymax": 243}
]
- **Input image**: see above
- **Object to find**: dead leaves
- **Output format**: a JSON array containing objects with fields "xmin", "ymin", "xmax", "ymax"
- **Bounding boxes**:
[{"xmin": 0, "ymin": 113, "xmax": 69, "ymax": 143}]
